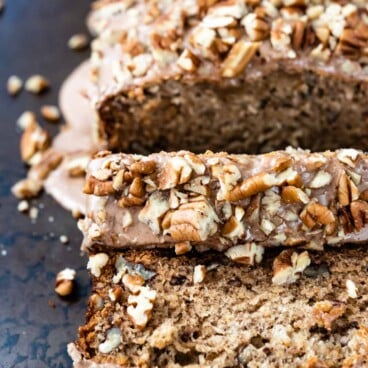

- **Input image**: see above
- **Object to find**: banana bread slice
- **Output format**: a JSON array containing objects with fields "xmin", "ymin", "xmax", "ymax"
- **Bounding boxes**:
[
  {"xmin": 80, "ymin": 148, "xmax": 368, "ymax": 252},
  {"xmin": 88, "ymin": 0, "xmax": 368, "ymax": 154},
  {"xmin": 68, "ymin": 247, "xmax": 368, "ymax": 368}
]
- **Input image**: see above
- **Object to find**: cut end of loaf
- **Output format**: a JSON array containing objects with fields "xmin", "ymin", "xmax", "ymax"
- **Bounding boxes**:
[
  {"xmin": 98, "ymin": 68, "xmax": 368, "ymax": 155},
  {"xmin": 70, "ymin": 248, "xmax": 368, "ymax": 368}
]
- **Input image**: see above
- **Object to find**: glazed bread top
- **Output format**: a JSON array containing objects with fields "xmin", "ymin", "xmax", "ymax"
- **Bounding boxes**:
[
  {"xmin": 80, "ymin": 148, "xmax": 368, "ymax": 252},
  {"xmin": 87, "ymin": 0, "xmax": 368, "ymax": 104}
]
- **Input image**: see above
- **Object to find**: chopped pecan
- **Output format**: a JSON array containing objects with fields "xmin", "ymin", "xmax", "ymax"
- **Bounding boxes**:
[
  {"xmin": 281, "ymin": 186, "xmax": 309, "ymax": 204},
  {"xmin": 338, "ymin": 172, "xmax": 359, "ymax": 207},
  {"xmin": 350, "ymin": 200, "xmax": 368, "ymax": 231},
  {"xmin": 166, "ymin": 196, "xmax": 219, "ymax": 242},
  {"xmin": 112, "ymin": 169, "xmax": 125, "ymax": 191},
  {"xmin": 177, "ymin": 49, "xmax": 200, "ymax": 72},
  {"xmin": 118, "ymin": 194, "xmax": 145, "ymax": 207},
  {"xmin": 225, "ymin": 243, "xmax": 264, "ymax": 265},
  {"xmin": 311, "ymin": 301, "xmax": 346, "ymax": 331},
  {"xmin": 158, "ymin": 157, "xmax": 193, "ymax": 190},
  {"xmin": 241, "ymin": 13, "xmax": 270, "ymax": 42},
  {"xmin": 129, "ymin": 177, "xmax": 145, "ymax": 198},
  {"xmin": 240, "ymin": 173, "xmax": 276, "ymax": 198},
  {"xmin": 222, "ymin": 215, "xmax": 245, "ymax": 238},
  {"xmin": 212, "ymin": 164, "xmax": 241, "ymax": 201},
  {"xmin": 127, "ymin": 286, "xmax": 156, "ymax": 330},
  {"xmin": 20, "ymin": 122, "xmax": 51, "ymax": 164},
  {"xmin": 272, "ymin": 250, "xmax": 311, "ymax": 285},
  {"xmin": 221, "ymin": 41, "xmax": 260, "ymax": 78},
  {"xmin": 292, "ymin": 20, "xmax": 306, "ymax": 50},
  {"xmin": 11, "ymin": 178, "xmax": 43, "ymax": 199},
  {"xmin": 28, "ymin": 149, "xmax": 63, "ymax": 181},
  {"xmin": 175, "ymin": 241, "xmax": 192, "ymax": 255},
  {"xmin": 308, "ymin": 170, "xmax": 332, "ymax": 189},
  {"xmin": 122, "ymin": 274, "xmax": 145, "ymax": 294},
  {"xmin": 138, "ymin": 192, "xmax": 169, "ymax": 234}
]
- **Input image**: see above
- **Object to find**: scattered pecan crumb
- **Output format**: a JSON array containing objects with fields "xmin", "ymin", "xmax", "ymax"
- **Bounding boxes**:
[
  {"xmin": 11, "ymin": 178, "xmax": 42, "ymax": 199},
  {"xmin": 55, "ymin": 268, "xmax": 76, "ymax": 297},
  {"xmin": 193, "ymin": 265, "xmax": 206, "ymax": 284},
  {"xmin": 29, "ymin": 206, "xmax": 39, "ymax": 220},
  {"xmin": 68, "ymin": 33, "xmax": 89, "ymax": 50},
  {"xmin": 272, "ymin": 250, "xmax": 311, "ymax": 285},
  {"xmin": 7, "ymin": 75, "xmax": 23, "ymax": 96},
  {"xmin": 17, "ymin": 200, "xmax": 29, "ymax": 213},
  {"xmin": 40, "ymin": 105, "xmax": 60, "ymax": 122},
  {"xmin": 17, "ymin": 111, "xmax": 37, "ymax": 130},
  {"xmin": 59, "ymin": 235, "xmax": 69, "ymax": 245},
  {"xmin": 25, "ymin": 75, "xmax": 49, "ymax": 94}
]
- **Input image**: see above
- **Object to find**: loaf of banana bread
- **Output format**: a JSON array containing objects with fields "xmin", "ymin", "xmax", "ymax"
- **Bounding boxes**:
[
  {"xmin": 68, "ymin": 247, "xmax": 368, "ymax": 367},
  {"xmin": 80, "ymin": 148, "xmax": 368, "ymax": 253},
  {"xmin": 87, "ymin": 0, "xmax": 368, "ymax": 154}
]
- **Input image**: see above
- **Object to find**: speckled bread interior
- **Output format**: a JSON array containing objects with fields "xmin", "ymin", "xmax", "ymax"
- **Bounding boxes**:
[{"xmin": 70, "ymin": 247, "xmax": 368, "ymax": 368}]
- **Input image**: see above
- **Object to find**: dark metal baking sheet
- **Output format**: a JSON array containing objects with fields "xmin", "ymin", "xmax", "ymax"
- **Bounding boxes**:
[{"xmin": 0, "ymin": 1, "xmax": 92, "ymax": 367}]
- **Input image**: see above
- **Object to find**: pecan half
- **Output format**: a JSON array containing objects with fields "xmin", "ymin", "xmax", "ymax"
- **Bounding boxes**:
[
  {"xmin": 221, "ymin": 41, "xmax": 260, "ymax": 78},
  {"xmin": 83, "ymin": 177, "xmax": 114, "ymax": 196}
]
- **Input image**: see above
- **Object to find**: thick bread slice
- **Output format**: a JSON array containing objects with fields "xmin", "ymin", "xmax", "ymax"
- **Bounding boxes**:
[
  {"xmin": 80, "ymin": 148, "xmax": 368, "ymax": 252},
  {"xmin": 87, "ymin": 0, "xmax": 368, "ymax": 154},
  {"xmin": 69, "ymin": 247, "xmax": 368, "ymax": 368}
]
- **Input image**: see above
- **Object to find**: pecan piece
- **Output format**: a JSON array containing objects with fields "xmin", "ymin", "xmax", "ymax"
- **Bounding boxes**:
[
  {"xmin": 272, "ymin": 250, "xmax": 311, "ymax": 285},
  {"xmin": 83, "ymin": 177, "xmax": 114, "ymax": 196},
  {"xmin": 130, "ymin": 160, "xmax": 156, "ymax": 175},
  {"xmin": 158, "ymin": 157, "xmax": 193, "ymax": 190},
  {"xmin": 129, "ymin": 177, "xmax": 145, "ymax": 198},
  {"xmin": 118, "ymin": 194, "xmax": 145, "ymax": 207},
  {"xmin": 338, "ymin": 172, "xmax": 359, "ymax": 207},
  {"xmin": 240, "ymin": 173, "xmax": 276, "ymax": 198},
  {"xmin": 225, "ymin": 243, "xmax": 264, "ymax": 265},
  {"xmin": 221, "ymin": 41, "xmax": 260, "ymax": 78},
  {"xmin": 166, "ymin": 196, "xmax": 219, "ymax": 242},
  {"xmin": 350, "ymin": 200, "xmax": 368, "ymax": 231},
  {"xmin": 281, "ymin": 186, "xmax": 309, "ymax": 204},
  {"xmin": 20, "ymin": 122, "xmax": 51, "ymax": 164},
  {"xmin": 300, "ymin": 202, "xmax": 335, "ymax": 229}
]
